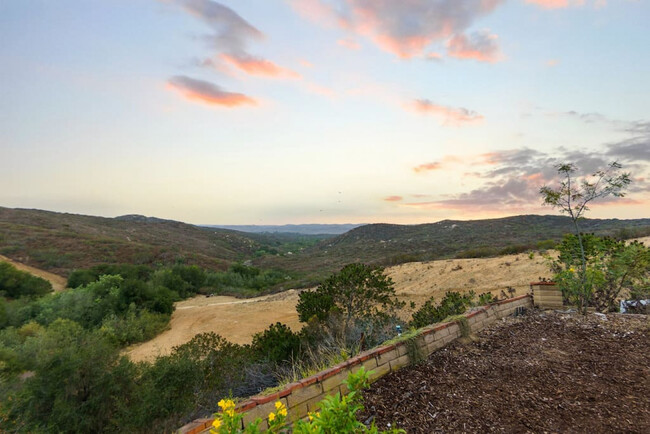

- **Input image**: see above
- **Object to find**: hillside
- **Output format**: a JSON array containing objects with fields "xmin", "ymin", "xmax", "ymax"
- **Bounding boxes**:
[
  {"xmin": 3, "ymin": 208, "xmax": 649, "ymax": 282},
  {"xmin": 0, "ymin": 207, "xmax": 260, "ymax": 276},
  {"xmin": 257, "ymin": 214, "xmax": 650, "ymax": 278}
]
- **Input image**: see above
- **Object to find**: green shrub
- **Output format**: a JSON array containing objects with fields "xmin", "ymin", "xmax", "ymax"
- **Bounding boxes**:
[
  {"xmin": 251, "ymin": 322, "xmax": 301, "ymax": 364},
  {"xmin": 498, "ymin": 244, "xmax": 532, "ymax": 255},
  {"xmin": 0, "ymin": 262, "xmax": 52, "ymax": 298},
  {"xmin": 410, "ymin": 291, "xmax": 475, "ymax": 328},
  {"xmin": 101, "ymin": 305, "xmax": 170, "ymax": 346},
  {"xmin": 552, "ymin": 234, "xmax": 650, "ymax": 312},
  {"xmin": 455, "ymin": 247, "xmax": 498, "ymax": 259}
]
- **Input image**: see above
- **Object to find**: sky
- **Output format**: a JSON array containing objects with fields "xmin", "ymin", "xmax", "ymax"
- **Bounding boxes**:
[{"xmin": 1, "ymin": 0, "xmax": 649, "ymax": 225}]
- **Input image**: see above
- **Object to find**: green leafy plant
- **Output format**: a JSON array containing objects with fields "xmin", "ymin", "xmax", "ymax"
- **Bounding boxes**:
[
  {"xmin": 552, "ymin": 234, "xmax": 649, "ymax": 312},
  {"xmin": 410, "ymin": 291, "xmax": 475, "ymax": 329}
]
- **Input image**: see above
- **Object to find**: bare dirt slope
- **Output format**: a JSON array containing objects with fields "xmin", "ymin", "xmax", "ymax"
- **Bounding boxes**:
[
  {"xmin": 0, "ymin": 254, "xmax": 67, "ymax": 291},
  {"xmin": 127, "ymin": 252, "xmax": 552, "ymax": 362}
]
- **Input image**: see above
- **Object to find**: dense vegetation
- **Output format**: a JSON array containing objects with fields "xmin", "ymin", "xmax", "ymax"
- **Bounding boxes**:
[
  {"xmin": 0, "ymin": 262, "xmax": 52, "ymax": 299},
  {"xmin": 1, "ymin": 261, "xmax": 484, "ymax": 432},
  {"xmin": 0, "ymin": 260, "xmax": 293, "ymax": 432}
]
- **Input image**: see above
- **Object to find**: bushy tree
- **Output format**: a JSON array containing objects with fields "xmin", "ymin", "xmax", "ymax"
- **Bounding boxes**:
[
  {"xmin": 3, "ymin": 319, "xmax": 137, "ymax": 433},
  {"xmin": 540, "ymin": 162, "xmax": 631, "ymax": 312},
  {"xmin": 296, "ymin": 263, "xmax": 404, "ymax": 334}
]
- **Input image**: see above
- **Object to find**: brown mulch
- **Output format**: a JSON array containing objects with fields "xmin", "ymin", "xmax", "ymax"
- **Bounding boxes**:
[{"xmin": 360, "ymin": 311, "xmax": 650, "ymax": 433}]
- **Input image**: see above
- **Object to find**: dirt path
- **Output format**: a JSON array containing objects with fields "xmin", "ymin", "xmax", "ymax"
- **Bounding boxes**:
[
  {"xmin": 0, "ymin": 254, "xmax": 67, "ymax": 292},
  {"xmin": 127, "ymin": 252, "xmax": 552, "ymax": 362}
]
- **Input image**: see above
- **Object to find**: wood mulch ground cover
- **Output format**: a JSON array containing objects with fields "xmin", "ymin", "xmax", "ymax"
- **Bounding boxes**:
[{"xmin": 360, "ymin": 310, "xmax": 650, "ymax": 433}]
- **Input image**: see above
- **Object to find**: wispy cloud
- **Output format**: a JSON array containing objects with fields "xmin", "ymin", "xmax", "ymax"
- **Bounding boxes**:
[
  {"xmin": 446, "ymin": 31, "xmax": 501, "ymax": 63},
  {"xmin": 408, "ymin": 99, "xmax": 484, "ymax": 124},
  {"xmin": 167, "ymin": 75, "xmax": 256, "ymax": 107},
  {"xmin": 220, "ymin": 53, "xmax": 301, "ymax": 78},
  {"xmin": 524, "ymin": 0, "xmax": 607, "ymax": 9},
  {"xmin": 525, "ymin": 0, "xmax": 573, "ymax": 9},
  {"xmin": 289, "ymin": 0, "xmax": 504, "ymax": 60},
  {"xmin": 173, "ymin": 0, "xmax": 299, "ymax": 79},
  {"xmin": 413, "ymin": 162, "xmax": 443, "ymax": 173},
  {"xmin": 383, "ymin": 195, "xmax": 403, "ymax": 202}
]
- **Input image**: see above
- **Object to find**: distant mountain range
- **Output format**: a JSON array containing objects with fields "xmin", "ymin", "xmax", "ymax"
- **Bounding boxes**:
[{"xmin": 202, "ymin": 224, "xmax": 364, "ymax": 235}]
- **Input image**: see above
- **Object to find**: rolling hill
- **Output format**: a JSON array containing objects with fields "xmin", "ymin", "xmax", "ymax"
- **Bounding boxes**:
[
  {"xmin": 2, "ymin": 207, "xmax": 649, "ymax": 284},
  {"xmin": 0, "ymin": 207, "xmax": 260, "ymax": 276},
  {"xmin": 256, "ymin": 214, "xmax": 650, "ymax": 279}
]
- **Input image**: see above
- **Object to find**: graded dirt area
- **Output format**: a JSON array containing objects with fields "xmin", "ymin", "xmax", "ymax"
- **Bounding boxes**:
[
  {"xmin": 0, "ymin": 254, "xmax": 67, "ymax": 291},
  {"xmin": 125, "ymin": 290, "xmax": 304, "ymax": 362},
  {"xmin": 127, "ymin": 252, "xmax": 552, "ymax": 362},
  {"xmin": 360, "ymin": 311, "xmax": 650, "ymax": 433}
]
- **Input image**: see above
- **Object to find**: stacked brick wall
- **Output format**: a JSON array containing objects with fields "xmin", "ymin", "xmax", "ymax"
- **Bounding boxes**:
[{"xmin": 178, "ymin": 294, "xmax": 533, "ymax": 433}]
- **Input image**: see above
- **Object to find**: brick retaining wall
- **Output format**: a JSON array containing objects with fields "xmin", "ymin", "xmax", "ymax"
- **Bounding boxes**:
[{"xmin": 178, "ymin": 294, "xmax": 533, "ymax": 433}]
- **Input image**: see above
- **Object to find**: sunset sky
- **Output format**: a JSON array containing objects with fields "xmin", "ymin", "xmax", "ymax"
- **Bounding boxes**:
[{"xmin": 2, "ymin": 0, "xmax": 649, "ymax": 225}]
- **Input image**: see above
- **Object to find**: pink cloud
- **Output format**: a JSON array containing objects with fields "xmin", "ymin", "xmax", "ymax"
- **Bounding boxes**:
[
  {"xmin": 525, "ymin": 0, "xmax": 571, "ymax": 8},
  {"xmin": 413, "ymin": 162, "xmax": 443, "ymax": 173},
  {"xmin": 167, "ymin": 75, "xmax": 256, "ymax": 107},
  {"xmin": 220, "ymin": 54, "xmax": 301, "ymax": 79},
  {"xmin": 447, "ymin": 31, "xmax": 501, "ymax": 63},
  {"xmin": 525, "ymin": 0, "xmax": 605, "ymax": 9},
  {"xmin": 289, "ymin": 0, "xmax": 504, "ymax": 59},
  {"xmin": 337, "ymin": 38, "xmax": 362, "ymax": 50},
  {"xmin": 383, "ymin": 195, "xmax": 403, "ymax": 202},
  {"xmin": 408, "ymin": 99, "xmax": 484, "ymax": 124}
]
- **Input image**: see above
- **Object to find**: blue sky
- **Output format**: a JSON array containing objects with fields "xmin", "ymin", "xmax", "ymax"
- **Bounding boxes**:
[{"xmin": 1, "ymin": 0, "xmax": 649, "ymax": 224}]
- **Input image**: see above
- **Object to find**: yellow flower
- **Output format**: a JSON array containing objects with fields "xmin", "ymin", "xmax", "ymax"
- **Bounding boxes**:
[
  {"xmin": 278, "ymin": 408, "xmax": 287, "ymax": 417},
  {"xmin": 268, "ymin": 412, "xmax": 276, "ymax": 421},
  {"xmin": 212, "ymin": 418, "xmax": 222, "ymax": 428},
  {"xmin": 226, "ymin": 409, "xmax": 235, "ymax": 418},
  {"xmin": 275, "ymin": 401, "xmax": 285, "ymax": 411},
  {"xmin": 218, "ymin": 399, "xmax": 235, "ymax": 411},
  {"xmin": 308, "ymin": 412, "xmax": 314, "ymax": 421},
  {"xmin": 569, "ymin": 267, "xmax": 575, "ymax": 273}
]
